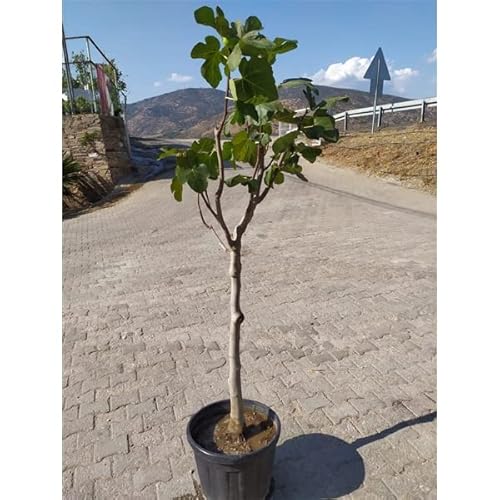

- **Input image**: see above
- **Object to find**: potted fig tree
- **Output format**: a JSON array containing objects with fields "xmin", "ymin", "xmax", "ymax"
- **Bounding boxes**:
[{"xmin": 159, "ymin": 6, "xmax": 347, "ymax": 499}]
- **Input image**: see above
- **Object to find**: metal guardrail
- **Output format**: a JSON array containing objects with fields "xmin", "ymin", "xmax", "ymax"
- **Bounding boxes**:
[
  {"xmin": 333, "ymin": 97, "xmax": 437, "ymax": 130},
  {"xmin": 278, "ymin": 97, "xmax": 437, "ymax": 136},
  {"xmin": 65, "ymin": 35, "xmax": 120, "ymax": 84}
]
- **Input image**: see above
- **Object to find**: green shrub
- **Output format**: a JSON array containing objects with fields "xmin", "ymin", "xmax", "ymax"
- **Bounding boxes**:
[
  {"xmin": 63, "ymin": 153, "xmax": 81, "ymax": 195},
  {"xmin": 79, "ymin": 130, "xmax": 101, "ymax": 148}
]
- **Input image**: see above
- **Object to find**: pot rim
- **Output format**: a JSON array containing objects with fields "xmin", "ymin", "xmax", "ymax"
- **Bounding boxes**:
[{"xmin": 186, "ymin": 398, "xmax": 281, "ymax": 461}]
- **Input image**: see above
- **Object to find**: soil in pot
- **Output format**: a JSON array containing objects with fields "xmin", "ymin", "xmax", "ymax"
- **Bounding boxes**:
[{"xmin": 197, "ymin": 408, "xmax": 277, "ymax": 455}]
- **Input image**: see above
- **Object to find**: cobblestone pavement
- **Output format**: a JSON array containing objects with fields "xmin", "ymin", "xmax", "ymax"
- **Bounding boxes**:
[{"xmin": 63, "ymin": 159, "xmax": 436, "ymax": 499}]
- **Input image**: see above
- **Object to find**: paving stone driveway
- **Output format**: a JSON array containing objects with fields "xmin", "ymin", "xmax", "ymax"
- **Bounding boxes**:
[{"xmin": 63, "ymin": 159, "xmax": 436, "ymax": 499}]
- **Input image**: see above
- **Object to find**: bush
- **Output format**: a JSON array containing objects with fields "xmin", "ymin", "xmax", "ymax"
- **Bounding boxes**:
[{"xmin": 63, "ymin": 153, "xmax": 81, "ymax": 195}]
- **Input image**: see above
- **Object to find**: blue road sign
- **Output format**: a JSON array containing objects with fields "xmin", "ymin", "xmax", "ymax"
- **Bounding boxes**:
[{"xmin": 364, "ymin": 47, "xmax": 391, "ymax": 96}]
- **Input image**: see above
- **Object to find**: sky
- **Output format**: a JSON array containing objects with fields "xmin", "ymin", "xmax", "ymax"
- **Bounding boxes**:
[{"xmin": 63, "ymin": 0, "xmax": 436, "ymax": 104}]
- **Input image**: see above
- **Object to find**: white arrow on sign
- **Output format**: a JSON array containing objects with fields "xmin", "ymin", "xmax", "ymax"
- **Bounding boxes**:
[
  {"xmin": 364, "ymin": 47, "xmax": 391, "ymax": 95},
  {"xmin": 364, "ymin": 47, "xmax": 391, "ymax": 133}
]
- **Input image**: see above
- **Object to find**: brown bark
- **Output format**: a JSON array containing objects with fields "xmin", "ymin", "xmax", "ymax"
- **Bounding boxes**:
[
  {"xmin": 227, "ymin": 245, "xmax": 245, "ymax": 434},
  {"xmin": 203, "ymin": 80, "xmax": 271, "ymax": 435}
]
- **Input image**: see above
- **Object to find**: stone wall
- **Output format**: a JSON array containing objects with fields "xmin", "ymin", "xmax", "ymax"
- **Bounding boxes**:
[{"xmin": 63, "ymin": 114, "xmax": 134, "ymax": 211}]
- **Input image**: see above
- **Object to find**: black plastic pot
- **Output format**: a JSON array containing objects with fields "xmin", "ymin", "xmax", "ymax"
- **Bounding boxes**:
[{"xmin": 186, "ymin": 399, "xmax": 281, "ymax": 500}]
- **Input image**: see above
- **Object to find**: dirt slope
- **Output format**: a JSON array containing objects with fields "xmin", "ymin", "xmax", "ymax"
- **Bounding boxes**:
[{"xmin": 320, "ymin": 124, "xmax": 437, "ymax": 194}]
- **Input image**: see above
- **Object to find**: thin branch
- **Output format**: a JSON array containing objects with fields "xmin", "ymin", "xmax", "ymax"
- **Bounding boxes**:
[
  {"xmin": 233, "ymin": 196, "xmax": 257, "ymax": 242},
  {"xmin": 256, "ymin": 183, "xmax": 272, "ymax": 205},
  {"xmin": 254, "ymin": 146, "xmax": 267, "ymax": 199},
  {"xmin": 230, "ymin": 142, "xmax": 284, "ymax": 243},
  {"xmin": 213, "ymin": 78, "xmax": 232, "ymax": 244},
  {"xmin": 198, "ymin": 194, "xmax": 229, "ymax": 252},
  {"xmin": 233, "ymin": 148, "xmax": 268, "ymax": 241},
  {"xmin": 215, "ymin": 79, "xmax": 231, "ymax": 199},
  {"xmin": 201, "ymin": 191, "xmax": 218, "ymax": 220},
  {"xmin": 263, "ymin": 154, "xmax": 275, "ymax": 171},
  {"xmin": 251, "ymin": 125, "xmax": 266, "ymax": 180},
  {"xmin": 204, "ymin": 189, "xmax": 212, "ymax": 208},
  {"xmin": 201, "ymin": 191, "xmax": 234, "ymax": 247},
  {"xmin": 256, "ymin": 151, "xmax": 286, "ymax": 204},
  {"xmin": 251, "ymin": 146, "xmax": 261, "ymax": 180}
]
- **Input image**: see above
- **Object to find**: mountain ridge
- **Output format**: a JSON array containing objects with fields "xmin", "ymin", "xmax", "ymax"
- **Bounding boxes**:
[{"xmin": 126, "ymin": 85, "xmax": 411, "ymax": 138}]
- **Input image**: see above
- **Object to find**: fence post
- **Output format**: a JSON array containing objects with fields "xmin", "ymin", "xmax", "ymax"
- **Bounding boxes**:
[
  {"xmin": 420, "ymin": 100, "xmax": 426, "ymax": 122},
  {"xmin": 344, "ymin": 112, "xmax": 348, "ymax": 132},
  {"xmin": 121, "ymin": 94, "xmax": 132, "ymax": 158},
  {"xmin": 377, "ymin": 108, "xmax": 383, "ymax": 128}
]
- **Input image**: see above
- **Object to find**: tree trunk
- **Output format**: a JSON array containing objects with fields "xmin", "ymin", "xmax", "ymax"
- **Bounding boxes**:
[{"xmin": 227, "ymin": 245, "xmax": 245, "ymax": 435}]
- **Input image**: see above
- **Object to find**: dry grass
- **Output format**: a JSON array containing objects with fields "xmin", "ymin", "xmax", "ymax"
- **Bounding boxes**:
[{"xmin": 321, "ymin": 124, "xmax": 436, "ymax": 194}]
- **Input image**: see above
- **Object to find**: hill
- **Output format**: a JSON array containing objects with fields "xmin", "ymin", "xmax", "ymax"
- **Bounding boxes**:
[
  {"xmin": 126, "ymin": 85, "xmax": 411, "ymax": 138},
  {"xmin": 127, "ymin": 88, "xmax": 226, "ymax": 138}
]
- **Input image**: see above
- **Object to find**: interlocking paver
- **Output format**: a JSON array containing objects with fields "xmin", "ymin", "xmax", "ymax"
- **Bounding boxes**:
[
  {"xmin": 79, "ymin": 400, "xmax": 109, "ymax": 418},
  {"xmin": 110, "ymin": 390, "xmax": 140, "ymax": 412},
  {"xmin": 127, "ymin": 399, "xmax": 156, "ymax": 419},
  {"xmin": 77, "ymin": 427, "xmax": 112, "ymax": 449},
  {"xmin": 94, "ymin": 475, "xmax": 134, "ymax": 498},
  {"xmin": 94, "ymin": 434, "xmax": 129, "ymax": 461},
  {"xmin": 63, "ymin": 158, "xmax": 436, "ymax": 498},
  {"xmin": 323, "ymin": 401, "xmax": 359, "ymax": 424},
  {"xmin": 73, "ymin": 459, "xmax": 112, "ymax": 488},
  {"xmin": 132, "ymin": 461, "xmax": 173, "ymax": 491},
  {"xmin": 63, "ymin": 415, "xmax": 94, "ymax": 439},
  {"xmin": 112, "ymin": 445, "xmax": 149, "ymax": 476},
  {"xmin": 64, "ymin": 443, "xmax": 94, "ymax": 470}
]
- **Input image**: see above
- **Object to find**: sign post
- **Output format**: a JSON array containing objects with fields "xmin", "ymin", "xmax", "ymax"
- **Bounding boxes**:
[{"xmin": 363, "ymin": 47, "xmax": 391, "ymax": 133}]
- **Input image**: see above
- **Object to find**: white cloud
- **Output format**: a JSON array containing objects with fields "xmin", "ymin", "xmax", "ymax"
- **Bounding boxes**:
[
  {"xmin": 310, "ymin": 56, "xmax": 371, "ymax": 87},
  {"xmin": 391, "ymin": 67, "xmax": 419, "ymax": 93},
  {"xmin": 168, "ymin": 72, "xmax": 193, "ymax": 83},
  {"xmin": 393, "ymin": 68, "xmax": 418, "ymax": 78},
  {"xmin": 153, "ymin": 81, "xmax": 162, "ymax": 88},
  {"xmin": 427, "ymin": 48, "xmax": 437, "ymax": 63},
  {"xmin": 308, "ymin": 55, "xmax": 419, "ymax": 95}
]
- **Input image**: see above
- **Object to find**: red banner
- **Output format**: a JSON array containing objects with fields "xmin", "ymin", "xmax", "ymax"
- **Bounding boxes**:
[{"xmin": 96, "ymin": 64, "xmax": 113, "ymax": 115}]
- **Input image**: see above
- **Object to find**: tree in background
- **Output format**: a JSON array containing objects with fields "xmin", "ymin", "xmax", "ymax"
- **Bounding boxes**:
[{"xmin": 62, "ymin": 51, "xmax": 127, "ymax": 113}]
